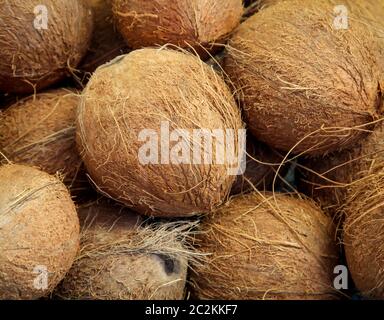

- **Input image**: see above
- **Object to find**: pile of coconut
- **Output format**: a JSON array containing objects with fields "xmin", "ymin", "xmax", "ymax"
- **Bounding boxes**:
[{"xmin": 1, "ymin": 0, "xmax": 384, "ymax": 301}]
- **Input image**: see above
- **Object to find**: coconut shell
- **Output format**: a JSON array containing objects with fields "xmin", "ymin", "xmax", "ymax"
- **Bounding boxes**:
[
  {"xmin": 0, "ymin": 88, "xmax": 86, "ymax": 191},
  {"xmin": 80, "ymin": 0, "xmax": 129, "ymax": 74},
  {"xmin": 343, "ymin": 163, "xmax": 384, "ymax": 298},
  {"xmin": 77, "ymin": 48, "xmax": 244, "ymax": 217},
  {"xmin": 190, "ymin": 192, "xmax": 339, "ymax": 300},
  {"xmin": 224, "ymin": 0, "xmax": 383, "ymax": 156},
  {"xmin": 298, "ymin": 121, "xmax": 384, "ymax": 217},
  {"xmin": 112, "ymin": 0, "xmax": 243, "ymax": 58},
  {"xmin": 0, "ymin": 164, "xmax": 79, "ymax": 299},
  {"xmin": 0, "ymin": 0, "xmax": 93, "ymax": 94},
  {"xmin": 57, "ymin": 201, "xmax": 191, "ymax": 300}
]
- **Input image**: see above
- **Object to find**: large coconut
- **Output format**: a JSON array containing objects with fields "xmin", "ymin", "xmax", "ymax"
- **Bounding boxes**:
[
  {"xmin": 80, "ymin": 0, "xmax": 129, "ymax": 74},
  {"xmin": 112, "ymin": 0, "xmax": 243, "ymax": 57},
  {"xmin": 0, "ymin": 0, "xmax": 93, "ymax": 94},
  {"xmin": 224, "ymin": 0, "xmax": 383, "ymax": 156},
  {"xmin": 190, "ymin": 192, "xmax": 339, "ymax": 300},
  {"xmin": 343, "ymin": 163, "xmax": 384, "ymax": 298},
  {"xmin": 77, "ymin": 48, "xmax": 245, "ymax": 217},
  {"xmin": 298, "ymin": 120, "xmax": 384, "ymax": 218},
  {"xmin": 0, "ymin": 89, "xmax": 85, "ymax": 191},
  {"xmin": 56, "ymin": 201, "xmax": 194, "ymax": 300},
  {"xmin": 0, "ymin": 164, "xmax": 79, "ymax": 299}
]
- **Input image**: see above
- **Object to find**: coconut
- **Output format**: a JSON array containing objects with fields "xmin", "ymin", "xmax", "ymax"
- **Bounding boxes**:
[
  {"xmin": 0, "ymin": 0, "xmax": 93, "ymax": 94},
  {"xmin": 56, "ymin": 201, "xmax": 194, "ymax": 300},
  {"xmin": 80, "ymin": 0, "xmax": 129, "ymax": 74},
  {"xmin": 0, "ymin": 88, "xmax": 86, "ymax": 192},
  {"xmin": 77, "ymin": 48, "xmax": 244, "ymax": 217},
  {"xmin": 190, "ymin": 192, "xmax": 339, "ymax": 300},
  {"xmin": 343, "ymin": 162, "xmax": 384, "ymax": 298},
  {"xmin": 0, "ymin": 164, "xmax": 79, "ymax": 299},
  {"xmin": 112, "ymin": 0, "xmax": 243, "ymax": 58},
  {"xmin": 224, "ymin": 0, "xmax": 383, "ymax": 156},
  {"xmin": 298, "ymin": 120, "xmax": 384, "ymax": 217},
  {"xmin": 230, "ymin": 138, "xmax": 285, "ymax": 195}
]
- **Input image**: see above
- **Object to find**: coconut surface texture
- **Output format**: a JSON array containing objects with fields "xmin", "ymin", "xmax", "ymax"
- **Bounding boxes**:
[
  {"xmin": 343, "ymin": 162, "xmax": 384, "ymax": 298},
  {"xmin": 57, "ymin": 201, "xmax": 192, "ymax": 300},
  {"xmin": 77, "ymin": 48, "xmax": 244, "ymax": 217},
  {"xmin": 0, "ymin": 0, "xmax": 93, "ymax": 94},
  {"xmin": 0, "ymin": 88, "xmax": 84, "ymax": 190},
  {"xmin": 224, "ymin": 0, "xmax": 383, "ymax": 156},
  {"xmin": 190, "ymin": 192, "xmax": 339, "ymax": 300},
  {"xmin": 299, "ymin": 121, "xmax": 384, "ymax": 218},
  {"xmin": 112, "ymin": 0, "xmax": 243, "ymax": 57},
  {"xmin": 80, "ymin": 0, "xmax": 128, "ymax": 73},
  {"xmin": 0, "ymin": 164, "xmax": 79, "ymax": 299}
]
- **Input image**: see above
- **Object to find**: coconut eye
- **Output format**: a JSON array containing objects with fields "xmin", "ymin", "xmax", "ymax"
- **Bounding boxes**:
[{"xmin": 155, "ymin": 254, "xmax": 180, "ymax": 276}]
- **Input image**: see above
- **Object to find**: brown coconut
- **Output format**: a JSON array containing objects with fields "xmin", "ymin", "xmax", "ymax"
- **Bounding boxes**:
[
  {"xmin": 0, "ymin": 164, "xmax": 79, "ymax": 299},
  {"xmin": 224, "ymin": 0, "xmax": 383, "ymax": 156},
  {"xmin": 298, "ymin": 120, "xmax": 384, "ymax": 218},
  {"xmin": 0, "ymin": 0, "xmax": 93, "ymax": 94},
  {"xmin": 343, "ymin": 163, "xmax": 384, "ymax": 298},
  {"xmin": 57, "ymin": 201, "xmax": 193, "ymax": 300},
  {"xmin": 0, "ymin": 89, "xmax": 86, "ymax": 191},
  {"xmin": 112, "ymin": 0, "xmax": 243, "ymax": 58},
  {"xmin": 80, "ymin": 0, "xmax": 129, "ymax": 74},
  {"xmin": 190, "ymin": 192, "xmax": 339, "ymax": 300},
  {"xmin": 77, "ymin": 48, "xmax": 244, "ymax": 217}
]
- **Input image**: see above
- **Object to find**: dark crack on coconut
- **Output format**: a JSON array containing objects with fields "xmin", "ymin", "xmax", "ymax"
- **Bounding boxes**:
[{"xmin": 154, "ymin": 254, "xmax": 180, "ymax": 275}]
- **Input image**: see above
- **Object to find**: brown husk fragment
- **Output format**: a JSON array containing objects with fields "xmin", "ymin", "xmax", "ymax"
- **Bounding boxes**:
[
  {"xmin": 224, "ymin": 0, "xmax": 383, "ymax": 156},
  {"xmin": 190, "ymin": 192, "xmax": 339, "ymax": 300},
  {"xmin": 0, "ymin": 164, "xmax": 79, "ymax": 299},
  {"xmin": 56, "ymin": 201, "xmax": 198, "ymax": 300},
  {"xmin": 112, "ymin": 0, "xmax": 243, "ymax": 58},
  {"xmin": 0, "ymin": 0, "xmax": 93, "ymax": 94},
  {"xmin": 77, "ymin": 48, "xmax": 244, "ymax": 217},
  {"xmin": 0, "ymin": 88, "xmax": 86, "ymax": 191}
]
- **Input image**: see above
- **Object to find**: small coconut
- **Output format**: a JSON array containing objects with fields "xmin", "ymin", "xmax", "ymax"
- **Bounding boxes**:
[
  {"xmin": 0, "ymin": 164, "xmax": 79, "ymax": 299},
  {"xmin": 0, "ymin": 88, "xmax": 85, "ymax": 191},
  {"xmin": 190, "ymin": 192, "xmax": 339, "ymax": 300},
  {"xmin": 77, "ymin": 48, "xmax": 244, "ymax": 217},
  {"xmin": 0, "ymin": 0, "xmax": 93, "ymax": 94},
  {"xmin": 298, "ymin": 121, "xmax": 384, "ymax": 217},
  {"xmin": 80, "ymin": 0, "xmax": 129, "ymax": 74},
  {"xmin": 112, "ymin": 0, "xmax": 243, "ymax": 57},
  {"xmin": 56, "ymin": 201, "xmax": 194, "ymax": 300},
  {"xmin": 343, "ymin": 162, "xmax": 384, "ymax": 298},
  {"xmin": 224, "ymin": 0, "xmax": 383, "ymax": 156}
]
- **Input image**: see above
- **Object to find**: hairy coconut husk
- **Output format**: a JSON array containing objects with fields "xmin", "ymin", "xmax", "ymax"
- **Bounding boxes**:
[
  {"xmin": 80, "ymin": 0, "xmax": 129, "ymax": 74},
  {"xmin": 0, "ymin": 88, "xmax": 87, "ymax": 192},
  {"xmin": 56, "ymin": 201, "xmax": 198, "ymax": 300},
  {"xmin": 224, "ymin": 0, "xmax": 383, "ymax": 156},
  {"xmin": 112, "ymin": 0, "xmax": 243, "ymax": 58},
  {"xmin": 243, "ymin": 0, "xmax": 281, "ymax": 18},
  {"xmin": 190, "ymin": 192, "xmax": 339, "ymax": 300},
  {"xmin": 343, "ymin": 162, "xmax": 384, "ymax": 298},
  {"xmin": 298, "ymin": 120, "xmax": 384, "ymax": 218},
  {"xmin": 230, "ymin": 138, "xmax": 285, "ymax": 195},
  {"xmin": 0, "ymin": 0, "xmax": 93, "ymax": 94},
  {"xmin": 77, "ymin": 48, "xmax": 244, "ymax": 217},
  {"xmin": 0, "ymin": 164, "xmax": 79, "ymax": 299}
]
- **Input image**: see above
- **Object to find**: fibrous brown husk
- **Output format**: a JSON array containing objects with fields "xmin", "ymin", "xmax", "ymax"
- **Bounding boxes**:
[
  {"xmin": 343, "ymin": 161, "xmax": 384, "ymax": 298},
  {"xmin": 80, "ymin": 0, "xmax": 129, "ymax": 74},
  {"xmin": 77, "ymin": 48, "xmax": 244, "ymax": 217},
  {"xmin": 0, "ymin": 164, "xmax": 79, "ymax": 299},
  {"xmin": 190, "ymin": 192, "xmax": 339, "ymax": 300},
  {"xmin": 0, "ymin": 0, "xmax": 93, "ymax": 94},
  {"xmin": 230, "ymin": 138, "xmax": 285, "ymax": 195},
  {"xmin": 112, "ymin": 0, "xmax": 243, "ymax": 58},
  {"xmin": 0, "ymin": 88, "xmax": 86, "ymax": 192},
  {"xmin": 224, "ymin": 0, "xmax": 383, "ymax": 156},
  {"xmin": 298, "ymin": 120, "xmax": 384, "ymax": 218},
  {"xmin": 56, "ymin": 201, "xmax": 197, "ymax": 300}
]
